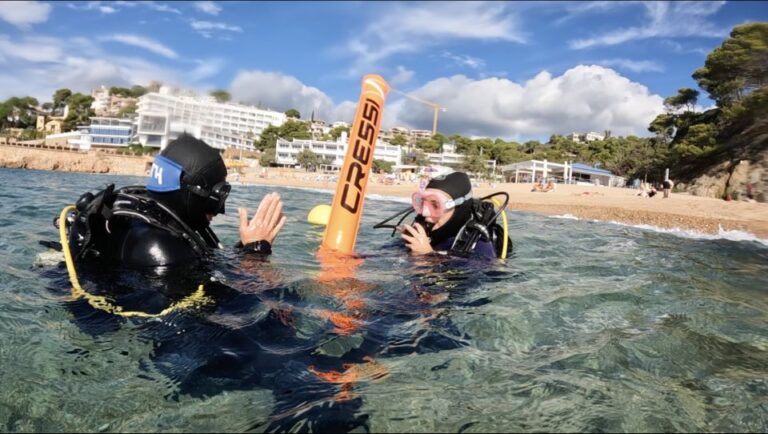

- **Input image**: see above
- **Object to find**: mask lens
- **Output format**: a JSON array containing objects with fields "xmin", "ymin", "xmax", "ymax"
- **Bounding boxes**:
[
  {"xmin": 411, "ymin": 192, "xmax": 424, "ymax": 214},
  {"xmin": 412, "ymin": 192, "xmax": 447, "ymax": 218},
  {"xmin": 209, "ymin": 181, "xmax": 230, "ymax": 214}
]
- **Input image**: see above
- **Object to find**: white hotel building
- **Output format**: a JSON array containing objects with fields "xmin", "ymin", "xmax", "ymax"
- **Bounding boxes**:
[
  {"xmin": 276, "ymin": 132, "xmax": 402, "ymax": 168},
  {"xmin": 136, "ymin": 87, "xmax": 286, "ymax": 150}
]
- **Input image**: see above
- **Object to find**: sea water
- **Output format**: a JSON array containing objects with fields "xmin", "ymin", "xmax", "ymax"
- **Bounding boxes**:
[{"xmin": 0, "ymin": 168, "xmax": 766, "ymax": 432}]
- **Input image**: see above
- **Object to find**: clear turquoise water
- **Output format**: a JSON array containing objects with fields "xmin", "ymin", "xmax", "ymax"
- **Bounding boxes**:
[{"xmin": 1, "ymin": 168, "xmax": 767, "ymax": 432}]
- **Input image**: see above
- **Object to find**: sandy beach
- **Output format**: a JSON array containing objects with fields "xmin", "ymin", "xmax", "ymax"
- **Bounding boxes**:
[
  {"xmin": 2, "ymin": 145, "xmax": 765, "ymax": 239},
  {"xmin": 240, "ymin": 169, "xmax": 768, "ymax": 239}
]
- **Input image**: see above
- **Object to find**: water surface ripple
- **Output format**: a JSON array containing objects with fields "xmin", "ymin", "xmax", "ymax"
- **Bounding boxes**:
[{"xmin": 1, "ymin": 169, "xmax": 766, "ymax": 432}]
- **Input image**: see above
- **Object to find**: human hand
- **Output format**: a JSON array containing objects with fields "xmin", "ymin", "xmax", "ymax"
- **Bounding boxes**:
[
  {"xmin": 401, "ymin": 222, "xmax": 433, "ymax": 255},
  {"xmin": 239, "ymin": 192, "xmax": 287, "ymax": 245}
]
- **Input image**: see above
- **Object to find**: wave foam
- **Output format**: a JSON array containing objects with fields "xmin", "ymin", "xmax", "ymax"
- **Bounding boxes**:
[
  {"xmin": 552, "ymin": 214, "xmax": 580, "ymax": 220},
  {"xmin": 549, "ymin": 214, "xmax": 768, "ymax": 246}
]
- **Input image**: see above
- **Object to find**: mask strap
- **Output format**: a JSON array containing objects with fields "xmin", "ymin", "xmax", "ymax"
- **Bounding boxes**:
[{"xmin": 444, "ymin": 191, "xmax": 473, "ymax": 210}]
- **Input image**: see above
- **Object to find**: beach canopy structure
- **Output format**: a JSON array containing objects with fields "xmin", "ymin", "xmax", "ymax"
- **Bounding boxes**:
[{"xmin": 501, "ymin": 159, "xmax": 625, "ymax": 187}]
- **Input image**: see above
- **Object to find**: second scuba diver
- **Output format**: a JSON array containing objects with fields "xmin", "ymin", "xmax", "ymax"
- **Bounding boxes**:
[{"xmin": 376, "ymin": 171, "xmax": 510, "ymax": 259}]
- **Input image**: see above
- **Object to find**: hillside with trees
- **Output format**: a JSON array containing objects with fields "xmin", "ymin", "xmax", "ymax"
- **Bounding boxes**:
[{"xmin": 648, "ymin": 22, "xmax": 767, "ymax": 200}]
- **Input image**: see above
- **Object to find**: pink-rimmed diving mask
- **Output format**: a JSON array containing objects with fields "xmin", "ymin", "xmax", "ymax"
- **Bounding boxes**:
[{"xmin": 411, "ymin": 190, "xmax": 472, "ymax": 219}]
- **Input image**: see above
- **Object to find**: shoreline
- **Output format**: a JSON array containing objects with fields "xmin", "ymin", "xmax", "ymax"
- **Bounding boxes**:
[
  {"xmin": 237, "ymin": 173, "xmax": 768, "ymax": 240},
  {"xmin": 2, "ymin": 145, "xmax": 766, "ymax": 240}
]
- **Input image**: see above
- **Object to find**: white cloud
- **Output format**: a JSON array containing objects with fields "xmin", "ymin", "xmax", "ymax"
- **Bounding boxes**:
[
  {"xmin": 0, "ymin": 1, "xmax": 51, "ymax": 28},
  {"xmin": 661, "ymin": 40, "xmax": 711, "ymax": 56},
  {"xmin": 189, "ymin": 58, "xmax": 225, "ymax": 81},
  {"xmin": 594, "ymin": 59, "xmax": 664, "ymax": 73},
  {"xmin": 230, "ymin": 70, "xmax": 354, "ymax": 122},
  {"xmin": 385, "ymin": 65, "xmax": 664, "ymax": 139},
  {"xmin": 191, "ymin": 20, "xmax": 242, "ymax": 38},
  {"xmin": 441, "ymin": 51, "xmax": 486, "ymax": 69},
  {"xmin": 554, "ymin": 1, "xmax": 634, "ymax": 25},
  {"xmin": 390, "ymin": 66, "xmax": 415, "ymax": 85},
  {"xmin": 143, "ymin": 1, "xmax": 182, "ymax": 15},
  {"xmin": 569, "ymin": 1, "xmax": 728, "ymax": 49},
  {"xmin": 195, "ymin": 1, "xmax": 222, "ymax": 16},
  {"xmin": 104, "ymin": 34, "xmax": 178, "ymax": 59},
  {"xmin": 0, "ymin": 34, "xmax": 215, "ymax": 102},
  {"xmin": 69, "ymin": 1, "xmax": 181, "ymax": 15},
  {"xmin": 229, "ymin": 65, "xmax": 664, "ymax": 140},
  {"xmin": 0, "ymin": 34, "xmax": 64, "ymax": 62},
  {"xmin": 343, "ymin": 2, "xmax": 524, "ymax": 76},
  {"xmin": 67, "ymin": 1, "xmax": 117, "ymax": 14}
]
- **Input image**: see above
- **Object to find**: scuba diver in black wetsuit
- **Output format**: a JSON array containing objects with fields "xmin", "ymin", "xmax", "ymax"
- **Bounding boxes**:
[
  {"xmin": 61, "ymin": 134, "xmax": 286, "ymax": 273},
  {"xmin": 51, "ymin": 135, "xmax": 379, "ymax": 432},
  {"xmin": 375, "ymin": 171, "xmax": 511, "ymax": 260}
]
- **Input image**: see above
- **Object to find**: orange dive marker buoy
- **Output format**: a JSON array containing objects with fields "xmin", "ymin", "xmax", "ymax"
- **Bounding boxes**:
[{"xmin": 321, "ymin": 74, "xmax": 390, "ymax": 254}]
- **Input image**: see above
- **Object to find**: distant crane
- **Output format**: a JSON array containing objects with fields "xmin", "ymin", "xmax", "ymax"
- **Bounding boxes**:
[{"xmin": 391, "ymin": 88, "xmax": 447, "ymax": 136}]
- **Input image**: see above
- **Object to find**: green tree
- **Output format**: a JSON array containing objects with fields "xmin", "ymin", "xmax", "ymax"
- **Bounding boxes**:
[
  {"xmin": 432, "ymin": 133, "xmax": 446, "ymax": 150},
  {"xmin": 260, "ymin": 148, "xmax": 276, "ymax": 166},
  {"xmin": 257, "ymin": 125, "xmax": 280, "ymax": 151},
  {"xmin": 209, "ymin": 89, "xmax": 231, "ymax": 103},
  {"xmin": 109, "ymin": 86, "xmax": 133, "ymax": 97},
  {"xmin": 389, "ymin": 133, "xmax": 407, "ymax": 146},
  {"xmin": 415, "ymin": 137, "xmax": 440, "ymax": 153},
  {"xmin": 461, "ymin": 153, "xmax": 488, "ymax": 177},
  {"xmin": 296, "ymin": 149, "xmax": 320, "ymax": 170},
  {"xmin": 0, "ymin": 96, "xmax": 39, "ymax": 129},
  {"xmin": 285, "ymin": 108, "xmax": 301, "ymax": 119},
  {"xmin": 648, "ymin": 113, "xmax": 677, "ymax": 144},
  {"xmin": 279, "ymin": 120, "xmax": 311, "ymax": 140},
  {"xmin": 523, "ymin": 140, "xmax": 542, "ymax": 154},
  {"xmin": 693, "ymin": 23, "xmax": 768, "ymax": 105},
  {"xmin": 130, "ymin": 85, "xmax": 147, "ymax": 98},
  {"xmin": 62, "ymin": 93, "xmax": 95, "ymax": 132},
  {"xmin": 402, "ymin": 149, "xmax": 429, "ymax": 167},
  {"xmin": 664, "ymin": 88, "xmax": 699, "ymax": 113},
  {"xmin": 116, "ymin": 101, "xmax": 137, "ymax": 118},
  {"xmin": 328, "ymin": 125, "xmax": 349, "ymax": 141},
  {"xmin": 53, "ymin": 88, "xmax": 72, "ymax": 114},
  {"xmin": 373, "ymin": 159, "xmax": 394, "ymax": 174}
]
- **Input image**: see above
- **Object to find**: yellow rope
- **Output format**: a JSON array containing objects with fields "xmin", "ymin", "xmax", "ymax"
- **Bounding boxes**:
[
  {"xmin": 58, "ymin": 206, "xmax": 211, "ymax": 318},
  {"xmin": 488, "ymin": 198, "xmax": 509, "ymax": 259}
]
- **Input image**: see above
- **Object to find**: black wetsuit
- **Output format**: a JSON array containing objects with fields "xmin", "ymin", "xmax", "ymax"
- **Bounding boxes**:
[{"xmin": 99, "ymin": 219, "xmax": 201, "ymax": 268}]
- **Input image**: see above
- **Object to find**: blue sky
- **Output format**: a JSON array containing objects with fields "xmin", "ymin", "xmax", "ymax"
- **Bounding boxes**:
[{"xmin": 0, "ymin": 1, "xmax": 765, "ymax": 141}]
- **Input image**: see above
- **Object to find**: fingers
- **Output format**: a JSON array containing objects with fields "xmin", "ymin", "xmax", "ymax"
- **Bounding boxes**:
[
  {"xmin": 401, "ymin": 233, "xmax": 417, "ymax": 245},
  {"xmin": 270, "ymin": 215, "xmax": 287, "ymax": 241},
  {"xmin": 266, "ymin": 194, "xmax": 283, "ymax": 229},
  {"xmin": 413, "ymin": 223, "xmax": 427, "ymax": 237},
  {"xmin": 239, "ymin": 207, "xmax": 248, "ymax": 229},
  {"xmin": 251, "ymin": 192, "xmax": 272, "ymax": 228}
]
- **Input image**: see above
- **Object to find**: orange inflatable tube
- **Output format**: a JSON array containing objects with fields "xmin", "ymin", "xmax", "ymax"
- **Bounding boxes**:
[{"xmin": 322, "ymin": 74, "xmax": 390, "ymax": 254}]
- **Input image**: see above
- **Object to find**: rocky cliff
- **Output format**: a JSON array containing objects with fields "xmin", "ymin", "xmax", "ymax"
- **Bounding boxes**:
[{"xmin": 0, "ymin": 146, "xmax": 150, "ymax": 176}]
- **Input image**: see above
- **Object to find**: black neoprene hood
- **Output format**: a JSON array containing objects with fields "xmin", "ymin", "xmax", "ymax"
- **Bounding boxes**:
[{"xmin": 148, "ymin": 134, "xmax": 227, "ymax": 230}]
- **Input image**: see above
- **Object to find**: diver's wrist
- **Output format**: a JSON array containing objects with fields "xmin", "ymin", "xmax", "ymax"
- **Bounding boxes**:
[{"xmin": 242, "ymin": 239, "xmax": 272, "ymax": 255}]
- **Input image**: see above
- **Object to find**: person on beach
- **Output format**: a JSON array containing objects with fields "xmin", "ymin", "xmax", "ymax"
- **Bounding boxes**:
[
  {"xmin": 61, "ymin": 134, "xmax": 286, "ymax": 269},
  {"xmin": 662, "ymin": 178, "xmax": 673, "ymax": 198},
  {"xmin": 393, "ymin": 171, "xmax": 509, "ymax": 259}
]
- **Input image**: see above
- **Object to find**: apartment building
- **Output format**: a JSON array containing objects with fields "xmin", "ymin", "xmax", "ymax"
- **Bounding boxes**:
[
  {"xmin": 136, "ymin": 87, "xmax": 286, "ymax": 150},
  {"xmin": 425, "ymin": 143, "xmax": 497, "ymax": 172},
  {"xmin": 567, "ymin": 131, "xmax": 606, "ymax": 143},
  {"xmin": 276, "ymin": 132, "xmax": 402, "ymax": 167},
  {"xmin": 50, "ymin": 117, "xmax": 135, "ymax": 150},
  {"xmin": 91, "ymin": 85, "xmax": 138, "ymax": 117}
]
